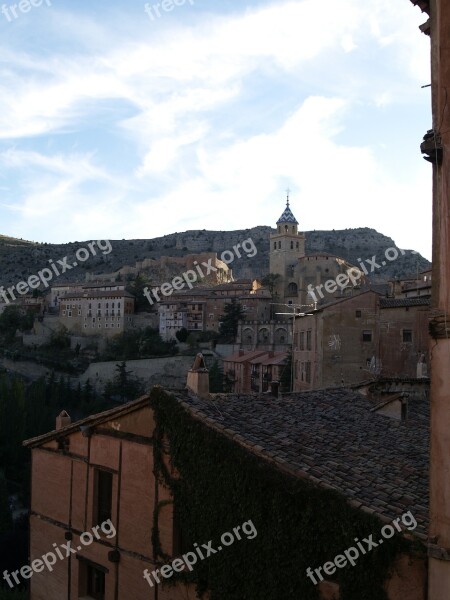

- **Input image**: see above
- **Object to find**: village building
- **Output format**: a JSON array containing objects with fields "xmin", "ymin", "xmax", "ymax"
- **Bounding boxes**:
[
  {"xmin": 223, "ymin": 350, "xmax": 287, "ymax": 394},
  {"xmin": 293, "ymin": 289, "xmax": 430, "ymax": 391},
  {"xmin": 158, "ymin": 280, "xmax": 272, "ymax": 340},
  {"xmin": 269, "ymin": 195, "xmax": 362, "ymax": 307},
  {"xmin": 23, "ymin": 363, "xmax": 428, "ymax": 600},
  {"xmin": 58, "ymin": 289, "xmax": 135, "ymax": 338}
]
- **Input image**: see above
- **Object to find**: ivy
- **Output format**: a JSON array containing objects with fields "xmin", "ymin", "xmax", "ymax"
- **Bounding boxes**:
[{"xmin": 150, "ymin": 387, "xmax": 420, "ymax": 600}]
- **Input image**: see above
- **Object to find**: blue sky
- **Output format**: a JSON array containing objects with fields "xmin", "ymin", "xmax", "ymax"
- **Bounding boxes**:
[{"xmin": 0, "ymin": 0, "xmax": 432, "ymax": 258}]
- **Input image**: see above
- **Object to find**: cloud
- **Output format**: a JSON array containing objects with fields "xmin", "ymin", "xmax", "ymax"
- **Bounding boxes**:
[{"xmin": 0, "ymin": 0, "xmax": 432, "ymax": 258}]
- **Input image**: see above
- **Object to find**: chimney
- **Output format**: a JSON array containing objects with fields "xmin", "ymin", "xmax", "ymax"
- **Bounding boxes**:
[
  {"xmin": 56, "ymin": 410, "xmax": 71, "ymax": 430},
  {"xmin": 239, "ymin": 349, "xmax": 245, "ymax": 356},
  {"xmin": 186, "ymin": 353, "xmax": 210, "ymax": 399}
]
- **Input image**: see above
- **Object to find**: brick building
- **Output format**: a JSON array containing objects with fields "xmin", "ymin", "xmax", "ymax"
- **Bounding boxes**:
[
  {"xmin": 223, "ymin": 350, "xmax": 287, "ymax": 393},
  {"xmin": 158, "ymin": 280, "xmax": 271, "ymax": 340},
  {"xmin": 23, "ymin": 400, "xmax": 198, "ymax": 600},
  {"xmin": 24, "ymin": 376, "xmax": 428, "ymax": 599}
]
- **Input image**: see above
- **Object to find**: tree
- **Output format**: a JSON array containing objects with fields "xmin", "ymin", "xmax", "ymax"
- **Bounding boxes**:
[
  {"xmin": 0, "ymin": 306, "xmax": 34, "ymax": 343},
  {"xmin": 0, "ymin": 470, "xmax": 12, "ymax": 535},
  {"xmin": 126, "ymin": 274, "xmax": 152, "ymax": 312},
  {"xmin": 48, "ymin": 325, "xmax": 70, "ymax": 349},
  {"xmin": 175, "ymin": 328, "xmax": 189, "ymax": 343},
  {"xmin": 104, "ymin": 362, "xmax": 144, "ymax": 403},
  {"xmin": 208, "ymin": 360, "xmax": 224, "ymax": 393},
  {"xmin": 279, "ymin": 351, "xmax": 292, "ymax": 393},
  {"xmin": 261, "ymin": 273, "xmax": 281, "ymax": 296},
  {"xmin": 218, "ymin": 299, "xmax": 245, "ymax": 343}
]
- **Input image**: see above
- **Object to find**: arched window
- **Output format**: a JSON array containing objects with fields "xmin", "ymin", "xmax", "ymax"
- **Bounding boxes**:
[{"xmin": 288, "ymin": 282, "xmax": 298, "ymax": 295}]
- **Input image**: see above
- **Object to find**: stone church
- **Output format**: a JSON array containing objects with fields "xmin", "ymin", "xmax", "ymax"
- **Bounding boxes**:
[
  {"xmin": 237, "ymin": 196, "xmax": 362, "ymax": 350},
  {"xmin": 269, "ymin": 195, "xmax": 361, "ymax": 308}
]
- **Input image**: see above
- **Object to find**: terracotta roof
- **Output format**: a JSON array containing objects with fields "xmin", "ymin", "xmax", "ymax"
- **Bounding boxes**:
[
  {"xmin": 223, "ymin": 350, "xmax": 268, "ymax": 363},
  {"xmin": 249, "ymin": 352, "xmax": 287, "ymax": 366},
  {"xmin": 172, "ymin": 388, "xmax": 429, "ymax": 538}
]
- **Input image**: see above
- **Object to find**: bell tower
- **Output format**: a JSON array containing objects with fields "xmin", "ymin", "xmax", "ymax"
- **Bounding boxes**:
[{"xmin": 269, "ymin": 192, "xmax": 305, "ymax": 284}]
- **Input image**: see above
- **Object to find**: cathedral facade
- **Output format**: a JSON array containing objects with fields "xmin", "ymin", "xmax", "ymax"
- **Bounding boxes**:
[{"xmin": 269, "ymin": 197, "xmax": 362, "ymax": 308}]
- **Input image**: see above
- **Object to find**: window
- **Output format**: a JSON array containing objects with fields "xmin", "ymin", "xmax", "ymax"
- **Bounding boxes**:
[
  {"xmin": 278, "ymin": 241, "xmax": 281, "ymax": 249},
  {"xmin": 84, "ymin": 562, "xmax": 106, "ymax": 600},
  {"xmin": 305, "ymin": 361, "xmax": 311, "ymax": 383},
  {"xmin": 402, "ymin": 329, "xmax": 413, "ymax": 343},
  {"xmin": 290, "ymin": 241, "xmax": 294, "ymax": 249},
  {"xmin": 362, "ymin": 330, "xmax": 372, "ymax": 342},
  {"xmin": 306, "ymin": 330, "xmax": 312, "ymax": 351},
  {"xmin": 94, "ymin": 470, "xmax": 113, "ymax": 526},
  {"xmin": 68, "ymin": 311, "xmax": 72, "ymax": 317},
  {"xmin": 355, "ymin": 310, "xmax": 362, "ymax": 318},
  {"xmin": 300, "ymin": 331, "xmax": 305, "ymax": 351},
  {"xmin": 273, "ymin": 242, "xmax": 276, "ymax": 250}
]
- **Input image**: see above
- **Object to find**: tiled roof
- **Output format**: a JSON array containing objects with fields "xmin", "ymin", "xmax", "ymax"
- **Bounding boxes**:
[
  {"xmin": 380, "ymin": 297, "xmax": 431, "ymax": 308},
  {"xmin": 174, "ymin": 388, "xmax": 429, "ymax": 538},
  {"xmin": 23, "ymin": 395, "xmax": 151, "ymax": 447},
  {"xmin": 223, "ymin": 350, "xmax": 268, "ymax": 363},
  {"xmin": 249, "ymin": 352, "xmax": 287, "ymax": 366},
  {"xmin": 276, "ymin": 201, "xmax": 298, "ymax": 225},
  {"xmin": 60, "ymin": 290, "xmax": 135, "ymax": 300}
]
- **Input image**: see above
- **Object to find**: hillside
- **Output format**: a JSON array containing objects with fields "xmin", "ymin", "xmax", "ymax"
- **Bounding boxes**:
[{"xmin": 0, "ymin": 227, "xmax": 430, "ymax": 289}]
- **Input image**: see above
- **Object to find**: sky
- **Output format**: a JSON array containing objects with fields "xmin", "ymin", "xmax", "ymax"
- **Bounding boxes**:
[{"xmin": 0, "ymin": 0, "xmax": 432, "ymax": 258}]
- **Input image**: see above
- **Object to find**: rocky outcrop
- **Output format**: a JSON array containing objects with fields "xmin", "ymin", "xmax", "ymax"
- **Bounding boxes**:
[{"xmin": 0, "ymin": 226, "xmax": 430, "ymax": 288}]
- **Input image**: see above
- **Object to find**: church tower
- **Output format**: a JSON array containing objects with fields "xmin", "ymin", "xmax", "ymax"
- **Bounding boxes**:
[{"xmin": 269, "ymin": 193, "xmax": 305, "ymax": 299}]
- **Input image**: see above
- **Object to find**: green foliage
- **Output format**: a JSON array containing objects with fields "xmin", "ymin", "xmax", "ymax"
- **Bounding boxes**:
[
  {"xmin": 279, "ymin": 350, "xmax": 292, "ymax": 393},
  {"xmin": 218, "ymin": 299, "xmax": 245, "ymax": 343},
  {"xmin": 48, "ymin": 324, "xmax": 70, "ymax": 349},
  {"xmin": 0, "ymin": 470, "xmax": 12, "ymax": 534},
  {"xmin": 104, "ymin": 362, "xmax": 145, "ymax": 403},
  {"xmin": 126, "ymin": 274, "xmax": 152, "ymax": 311},
  {"xmin": 0, "ymin": 589, "xmax": 27, "ymax": 599},
  {"xmin": 175, "ymin": 328, "xmax": 189, "ymax": 343},
  {"xmin": 102, "ymin": 327, "xmax": 178, "ymax": 361},
  {"xmin": 0, "ymin": 306, "xmax": 34, "ymax": 343},
  {"xmin": 261, "ymin": 273, "xmax": 281, "ymax": 295},
  {"xmin": 208, "ymin": 360, "xmax": 224, "ymax": 393},
  {"xmin": 150, "ymin": 387, "xmax": 415, "ymax": 600}
]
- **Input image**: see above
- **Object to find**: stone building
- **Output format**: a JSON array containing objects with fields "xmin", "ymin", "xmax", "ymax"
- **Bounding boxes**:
[
  {"xmin": 410, "ymin": 0, "xmax": 450, "ymax": 597},
  {"xmin": 293, "ymin": 290, "xmax": 430, "ymax": 391},
  {"xmin": 269, "ymin": 195, "xmax": 362, "ymax": 307},
  {"xmin": 59, "ymin": 289, "xmax": 135, "ymax": 338},
  {"xmin": 158, "ymin": 280, "xmax": 272, "ymax": 340},
  {"xmin": 223, "ymin": 350, "xmax": 287, "ymax": 393}
]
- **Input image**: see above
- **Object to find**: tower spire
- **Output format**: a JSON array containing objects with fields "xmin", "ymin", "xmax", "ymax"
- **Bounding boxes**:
[{"xmin": 286, "ymin": 187, "xmax": 291, "ymax": 207}]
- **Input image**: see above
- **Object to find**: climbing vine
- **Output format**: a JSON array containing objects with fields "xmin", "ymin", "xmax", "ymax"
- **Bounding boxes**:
[{"xmin": 150, "ymin": 387, "xmax": 423, "ymax": 600}]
